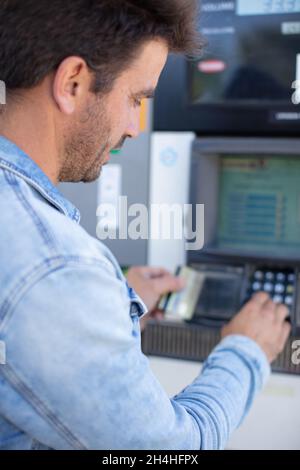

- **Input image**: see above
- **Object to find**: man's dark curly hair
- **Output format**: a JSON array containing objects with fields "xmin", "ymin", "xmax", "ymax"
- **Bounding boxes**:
[{"xmin": 0, "ymin": 0, "xmax": 203, "ymax": 97}]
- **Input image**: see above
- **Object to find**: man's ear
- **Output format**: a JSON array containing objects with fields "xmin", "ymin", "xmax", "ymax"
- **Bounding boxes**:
[{"xmin": 52, "ymin": 56, "xmax": 91, "ymax": 115}]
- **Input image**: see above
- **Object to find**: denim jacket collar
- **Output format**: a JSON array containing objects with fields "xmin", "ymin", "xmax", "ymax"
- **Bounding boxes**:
[{"xmin": 0, "ymin": 135, "xmax": 80, "ymax": 223}]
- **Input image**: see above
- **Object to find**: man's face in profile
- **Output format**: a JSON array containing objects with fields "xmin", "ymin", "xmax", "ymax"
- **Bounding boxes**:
[{"xmin": 59, "ymin": 40, "xmax": 168, "ymax": 184}]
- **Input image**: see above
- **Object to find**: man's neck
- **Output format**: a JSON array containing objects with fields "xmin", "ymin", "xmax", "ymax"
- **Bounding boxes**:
[{"xmin": 0, "ymin": 96, "xmax": 60, "ymax": 185}]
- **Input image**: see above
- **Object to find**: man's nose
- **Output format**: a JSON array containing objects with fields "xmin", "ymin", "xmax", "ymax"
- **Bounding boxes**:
[{"xmin": 125, "ymin": 109, "xmax": 141, "ymax": 139}]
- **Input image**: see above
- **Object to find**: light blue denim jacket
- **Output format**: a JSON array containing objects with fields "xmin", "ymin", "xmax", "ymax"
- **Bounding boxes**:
[{"xmin": 0, "ymin": 136, "xmax": 270, "ymax": 450}]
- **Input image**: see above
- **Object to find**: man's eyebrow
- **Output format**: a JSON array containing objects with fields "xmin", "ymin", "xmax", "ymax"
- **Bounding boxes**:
[{"xmin": 133, "ymin": 88, "xmax": 156, "ymax": 99}]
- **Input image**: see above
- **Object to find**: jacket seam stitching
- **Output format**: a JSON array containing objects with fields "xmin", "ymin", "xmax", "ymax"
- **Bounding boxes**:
[
  {"xmin": 0, "ymin": 256, "xmax": 112, "ymax": 331},
  {"xmin": 0, "ymin": 257, "xmax": 118, "ymax": 449},
  {"xmin": 4, "ymin": 170, "xmax": 58, "ymax": 253},
  {"xmin": 0, "ymin": 364, "xmax": 86, "ymax": 450},
  {"xmin": 0, "ymin": 159, "xmax": 70, "ymax": 218}
]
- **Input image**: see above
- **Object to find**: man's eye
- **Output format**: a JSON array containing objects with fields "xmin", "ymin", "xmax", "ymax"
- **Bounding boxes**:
[{"xmin": 134, "ymin": 99, "xmax": 142, "ymax": 108}]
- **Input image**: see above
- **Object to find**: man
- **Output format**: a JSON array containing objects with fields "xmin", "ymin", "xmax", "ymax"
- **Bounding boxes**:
[{"xmin": 0, "ymin": 0, "xmax": 290, "ymax": 450}]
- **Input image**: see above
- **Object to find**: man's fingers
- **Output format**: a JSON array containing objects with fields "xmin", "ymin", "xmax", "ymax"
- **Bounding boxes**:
[
  {"xmin": 137, "ymin": 266, "xmax": 171, "ymax": 278},
  {"xmin": 251, "ymin": 292, "xmax": 270, "ymax": 307},
  {"xmin": 241, "ymin": 292, "xmax": 270, "ymax": 314},
  {"xmin": 275, "ymin": 304, "xmax": 290, "ymax": 324},
  {"xmin": 262, "ymin": 299, "xmax": 277, "ymax": 315},
  {"xmin": 278, "ymin": 321, "xmax": 291, "ymax": 352},
  {"xmin": 152, "ymin": 309, "xmax": 164, "ymax": 320},
  {"xmin": 152, "ymin": 274, "xmax": 185, "ymax": 295}
]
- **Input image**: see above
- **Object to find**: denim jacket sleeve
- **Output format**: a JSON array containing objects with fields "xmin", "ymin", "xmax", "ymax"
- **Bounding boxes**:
[{"xmin": 0, "ymin": 258, "xmax": 270, "ymax": 450}]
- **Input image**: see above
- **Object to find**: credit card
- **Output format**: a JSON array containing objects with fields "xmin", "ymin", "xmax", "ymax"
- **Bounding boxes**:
[{"xmin": 159, "ymin": 266, "xmax": 205, "ymax": 321}]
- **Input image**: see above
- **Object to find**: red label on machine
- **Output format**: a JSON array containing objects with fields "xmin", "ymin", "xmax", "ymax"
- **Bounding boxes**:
[{"xmin": 198, "ymin": 60, "xmax": 226, "ymax": 73}]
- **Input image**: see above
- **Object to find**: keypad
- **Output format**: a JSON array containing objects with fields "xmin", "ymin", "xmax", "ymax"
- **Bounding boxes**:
[{"xmin": 248, "ymin": 268, "xmax": 296, "ymax": 308}]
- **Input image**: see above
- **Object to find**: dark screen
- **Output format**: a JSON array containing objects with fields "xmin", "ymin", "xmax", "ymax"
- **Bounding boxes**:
[{"xmin": 190, "ymin": 0, "xmax": 300, "ymax": 106}]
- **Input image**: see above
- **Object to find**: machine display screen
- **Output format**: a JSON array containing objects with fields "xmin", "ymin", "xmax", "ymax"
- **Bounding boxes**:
[
  {"xmin": 217, "ymin": 156, "xmax": 300, "ymax": 255},
  {"xmin": 192, "ymin": 269, "xmax": 243, "ymax": 321},
  {"xmin": 237, "ymin": 0, "xmax": 300, "ymax": 16},
  {"xmin": 189, "ymin": 0, "xmax": 300, "ymax": 105}
]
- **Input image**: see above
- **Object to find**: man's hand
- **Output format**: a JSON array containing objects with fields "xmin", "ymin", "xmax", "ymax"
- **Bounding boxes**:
[
  {"xmin": 126, "ymin": 266, "xmax": 185, "ymax": 330},
  {"xmin": 221, "ymin": 292, "xmax": 291, "ymax": 363}
]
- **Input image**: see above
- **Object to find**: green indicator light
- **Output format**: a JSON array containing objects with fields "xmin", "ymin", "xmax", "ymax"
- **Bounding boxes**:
[{"xmin": 110, "ymin": 149, "xmax": 121, "ymax": 155}]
